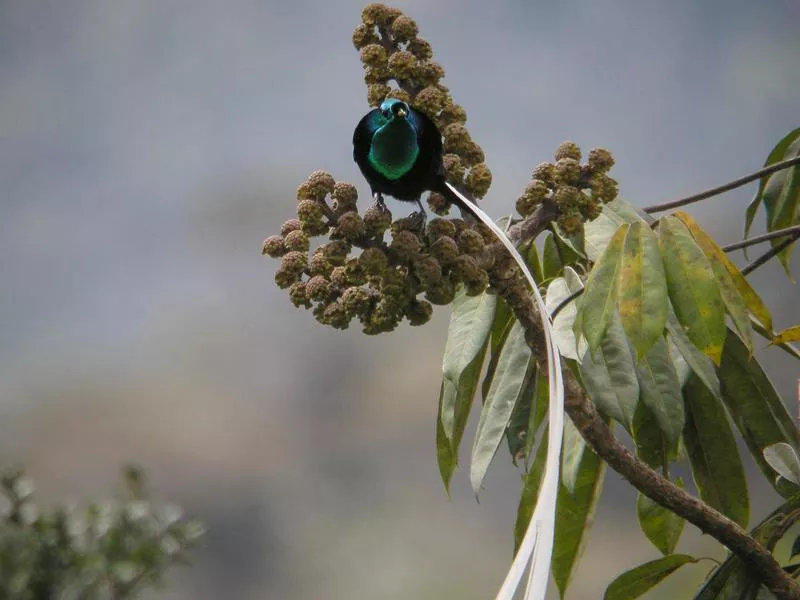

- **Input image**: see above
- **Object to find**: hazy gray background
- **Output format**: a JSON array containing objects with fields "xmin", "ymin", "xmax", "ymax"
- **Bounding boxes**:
[{"xmin": 1, "ymin": 1, "xmax": 798, "ymax": 598}]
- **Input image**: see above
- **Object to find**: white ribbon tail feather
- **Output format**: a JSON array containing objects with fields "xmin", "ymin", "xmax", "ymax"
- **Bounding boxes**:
[{"xmin": 444, "ymin": 183, "xmax": 565, "ymax": 600}]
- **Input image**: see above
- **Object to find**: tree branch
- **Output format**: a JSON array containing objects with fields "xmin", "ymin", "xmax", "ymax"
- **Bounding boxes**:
[
  {"xmin": 722, "ymin": 224, "xmax": 800, "ymax": 252},
  {"xmin": 742, "ymin": 233, "xmax": 800, "ymax": 276},
  {"xmin": 642, "ymin": 156, "xmax": 800, "ymax": 214},
  {"xmin": 495, "ymin": 212, "xmax": 800, "ymax": 599}
]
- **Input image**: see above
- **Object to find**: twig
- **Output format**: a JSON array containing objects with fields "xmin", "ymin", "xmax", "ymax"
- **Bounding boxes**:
[
  {"xmin": 722, "ymin": 224, "xmax": 800, "ymax": 252},
  {"xmin": 550, "ymin": 289, "xmax": 584, "ymax": 320},
  {"xmin": 741, "ymin": 233, "xmax": 800, "ymax": 275},
  {"xmin": 642, "ymin": 156, "xmax": 800, "ymax": 214}
]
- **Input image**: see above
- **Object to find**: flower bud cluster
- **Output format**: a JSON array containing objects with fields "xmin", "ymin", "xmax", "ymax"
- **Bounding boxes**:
[
  {"xmin": 263, "ymin": 172, "xmax": 496, "ymax": 334},
  {"xmin": 516, "ymin": 141, "xmax": 618, "ymax": 235},
  {"xmin": 354, "ymin": 4, "xmax": 491, "ymax": 211}
]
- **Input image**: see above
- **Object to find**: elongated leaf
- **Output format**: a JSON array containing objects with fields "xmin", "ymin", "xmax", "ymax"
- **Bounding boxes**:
[
  {"xmin": 543, "ymin": 233, "xmax": 563, "ymax": 281},
  {"xmin": 526, "ymin": 239, "xmax": 545, "ymax": 286},
  {"xmin": 637, "ymin": 337, "xmax": 684, "ymax": 445},
  {"xmin": 552, "ymin": 223, "xmax": 586, "ymax": 265},
  {"xmin": 524, "ymin": 371, "xmax": 550, "ymax": 463},
  {"xmin": 773, "ymin": 325, "xmax": 800, "ymax": 345},
  {"xmin": 675, "ymin": 212, "xmax": 753, "ymax": 350},
  {"xmin": 752, "ymin": 317, "xmax": 800, "ymax": 361},
  {"xmin": 684, "ymin": 374, "xmax": 750, "ymax": 526},
  {"xmin": 582, "ymin": 224, "xmax": 629, "ymax": 351},
  {"xmin": 763, "ymin": 443, "xmax": 800, "ymax": 485},
  {"xmin": 483, "ymin": 297, "xmax": 515, "ymax": 400},
  {"xmin": 618, "ymin": 222, "xmax": 668, "ymax": 358},
  {"xmin": 675, "ymin": 211, "xmax": 773, "ymax": 336},
  {"xmin": 515, "ymin": 431, "xmax": 549, "ymax": 552},
  {"xmin": 720, "ymin": 330, "xmax": 800, "ymax": 496},
  {"xmin": 561, "ymin": 418, "xmax": 585, "ymax": 495},
  {"xmin": 441, "ymin": 289, "xmax": 497, "ymax": 439},
  {"xmin": 580, "ymin": 311, "xmax": 639, "ymax": 432},
  {"xmin": 637, "ymin": 491, "xmax": 685, "ymax": 555},
  {"xmin": 552, "ymin": 429, "xmax": 606, "ymax": 597},
  {"xmin": 763, "ymin": 136, "xmax": 800, "ymax": 276},
  {"xmin": 437, "ymin": 339, "xmax": 490, "ymax": 492},
  {"xmin": 666, "ymin": 313, "xmax": 721, "ymax": 399},
  {"xmin": 506, "ymin": 365, "xmax": 539, "ymax": 465},
  {"xmin": 744, "ymin": 128, "xmax": 800, "ymax": 246},
  {"xmin": 633, "ymin": 403, "xmax": 673, "ymax": 468},
  {"xmin": 472, "ymin": 321, "xmax": 532, "ymax": 494},
  {"xmin": 545, "ymin": 268, "xmax": 586, "ymax": 361},
  {"xmin": 604, "ymin": 554, "xmax": 697, "ymax": 600},
  {"xmin": 659, "ymin": 216, "xmax": 726, "ymax": 364},
  {"xmin": 585, "ymin": 205, "xmax": 629, "ymax": 262}
]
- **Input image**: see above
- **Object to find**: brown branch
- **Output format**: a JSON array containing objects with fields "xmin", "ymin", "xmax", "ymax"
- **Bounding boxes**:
[
  {"xmin": 722, "ymin": 224, "xmax": 800, "ymax": 252},
  {"xmin": 742, "ymin": 233, "xmax": 800, "ymax": 276},
  {"xmin": 642, "ymin": 156, "xmax": 800, "ymax": 214},
  {"xmin": 498, "ymin": 221, "xmax": 800, "ymax": 599}
]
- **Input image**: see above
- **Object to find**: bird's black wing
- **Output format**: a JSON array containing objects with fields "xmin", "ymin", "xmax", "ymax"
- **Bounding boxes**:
[
  {"xmin": 352, "ymin": 109, "xmax": 379, "ymax": 163},
  {"xmin": 409, "ymin": 107, "xmax": 446, "ymax": 182}
]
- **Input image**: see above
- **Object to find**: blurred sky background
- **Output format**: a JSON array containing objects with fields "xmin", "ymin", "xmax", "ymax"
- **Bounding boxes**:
[{"xmin": 1, "ymin": 1, "xmax": 799, "ymax": 598}]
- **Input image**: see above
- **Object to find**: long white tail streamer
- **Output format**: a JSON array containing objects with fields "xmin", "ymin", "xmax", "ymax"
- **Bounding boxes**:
[{"xmin": 445, "ymin": 182, "xmax": 565, "ymax": 600}]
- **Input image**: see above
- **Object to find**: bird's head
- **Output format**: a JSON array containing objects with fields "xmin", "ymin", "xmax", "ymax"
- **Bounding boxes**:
[{"xmin": 379, "ymin": 98, "xmax": 410, "ymax": 122}]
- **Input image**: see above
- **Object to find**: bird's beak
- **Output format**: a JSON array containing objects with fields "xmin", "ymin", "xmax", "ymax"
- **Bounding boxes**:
[{"xmin": 397, "ymin": 107, "xmax": 408, "ymax": 118}]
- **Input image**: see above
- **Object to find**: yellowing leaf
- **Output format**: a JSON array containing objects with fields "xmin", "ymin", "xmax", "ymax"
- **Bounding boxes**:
[
  {"xmin": 658, "ymin": 216, "xmax": 726, "ymax": 364},
  {"xmin": 618, "ymin": 222, "xmax": 668, "ymax": 359},
  {"xmin": 773, "ymin": 325, "xmax": 800, "ymax": 345}
]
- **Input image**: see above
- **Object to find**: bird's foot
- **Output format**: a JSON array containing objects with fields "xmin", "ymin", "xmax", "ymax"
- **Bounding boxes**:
[
  {"xmin": 372, "ymin": 193, "xmax": 389, "ymax": 214},
  {"xmin": 408, "ymin": 199, "xmax": 428, "ymax": 232}
]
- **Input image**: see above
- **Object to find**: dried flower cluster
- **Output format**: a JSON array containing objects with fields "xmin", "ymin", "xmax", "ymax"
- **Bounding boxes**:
[
  {"xmin": 354, "ymin": 3, "xmax": 491, "ymax": 209},
  {"xmin": 516, "ymin": 141, "xmax": 618, "ymax": 235},
  {"xmin": 263, "ymin": 5, "xmax": 618, "ymax": 334},
  {"xmin": 263, "ymin": 171, "xmax": 500, "ymax": 334}
]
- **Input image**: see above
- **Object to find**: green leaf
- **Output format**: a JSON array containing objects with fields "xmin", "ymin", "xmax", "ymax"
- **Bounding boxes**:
[
  {"xmin": 763, "ymin": 443, "xmax": 800, "ymax": 485},
  {"xmin": 543, "ymin": 233, "xmax": 563, "ymax": 280},
  {"xmin": 773, "ymin": 325, "xmax": 800, "ymax": 345},
  {"xmin": 482, "ymin": 297, "xmax": 515, "ymax": 400},
  {"xmin": 441, "ymin": 289, "xmax": 497, "ymax": 440},
  {"xmin": 633, "ymin": 403, "xmax": 674, "ymax": 469},
  {"xmin": 524, "ymin": 371, "xmax": 550, "ymax": 462},
  {"xmin": 719, "ymin": 330, "xmax": 800, "ymax": 496},
  {"xmin": 545, "ymin": 268, "xmax": 586, "ymax": 361},
  {"xmin": 683, "ymin": 374, "xmax": 750, "ymax": 526},
  {"xmin": 505, "ymin": 365, "xmax": 539, "ymax": 465},
  {"xmin": 675, "ymin": 212, "xmax": 756, "ymax": 351},
  {"xmin": 526, "ymin": 238, "xmax": 545, "ymax": 285},
  {"xmin": 552, "ymin": 428, "xmax": 607, "ymax": 597},
  {"xmin": 552, "ymin": 222, "xmax": 587, "ymax": 265},
  {"xmin": 666, "ymin": 313, "xmax": 721, "ymax": 399},
  {"xmin": 561, "ymin": 418, "xmax": 585, "ymax": 495},
  {"xmin": 604, "ymin": 554, "xmax": 697, "ymax": 600},
  {"xmin": 515, "ymin": 430, "xmax": 548, "ymax": 552},
  {"xmin": 471, "ymin": 321, "xmax": 532, "ymax": 494},
  {"xmin": 580, "ymin": 311, "xmax": 639, "ymax": 432},
  {"xmin": 659, "ymin": 216, "xmax": 726, "ymax": 364},
  {"xmin": 763, "ymin": 136, "xmax": 800, "ymax": 277},
  {"xmin": 436, "ymin": 344, "xmax": 489, "ymax": 492},
  {"xmin": 744, "ymin": 128, "xmax": 800, "ymax": 246},
  {"xmin": 585, "ymin": 205, "xmax": 629, "ymax": 262},
  {"xmin": 618, "ymin": 221, "xmax": 668, "ymax": 359},
  {"xmin": 636, "ymin": 337, "xmax": 685, "ymax": 446},
  {"xmin": 637, "ymin": 491, "xmax": 685, "ymax": 555},
  {"xmin": 582, "ymin": 224, "xmax": 629, "ymax": 351}
]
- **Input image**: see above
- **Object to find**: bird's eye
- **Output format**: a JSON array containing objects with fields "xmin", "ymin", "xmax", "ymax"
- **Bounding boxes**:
[
  {"xmin": 381, "ymin": 109, "xmax": 390, "ymax": 118},
  {"xmin": 392, "ymin": 103, "xmax": 408, "ymax": 116}
]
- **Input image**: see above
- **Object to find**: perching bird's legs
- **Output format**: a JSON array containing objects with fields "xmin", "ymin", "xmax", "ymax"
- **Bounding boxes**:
[{"xmin": 408, "ymin": 197, "xmax": 427, "ymax": 230}]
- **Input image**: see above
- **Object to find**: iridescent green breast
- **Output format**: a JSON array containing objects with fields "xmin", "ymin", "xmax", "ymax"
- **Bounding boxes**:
[{"xmin": 368, "ymin": 118, "xmax": 419, "ymax": 180}]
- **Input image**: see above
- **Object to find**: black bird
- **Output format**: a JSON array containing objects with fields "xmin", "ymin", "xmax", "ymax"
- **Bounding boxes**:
[{"xmin": 352, "ymin": 98, "xmax": 462, "ymax": 218}]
